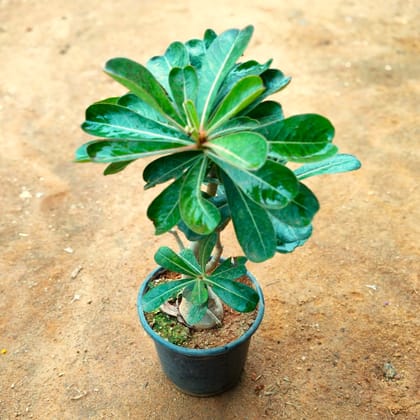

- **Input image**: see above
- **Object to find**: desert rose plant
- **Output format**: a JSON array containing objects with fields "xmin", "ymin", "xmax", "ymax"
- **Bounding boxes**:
[{"xmin": 75, "ymin": 25, "xmax": 360, "ymax": 330}]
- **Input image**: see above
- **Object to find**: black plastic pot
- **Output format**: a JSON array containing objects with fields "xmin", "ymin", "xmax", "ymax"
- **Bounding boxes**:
[{"xmin": 137, "ymin": 266, "xmax": 265, "ymax": 397}]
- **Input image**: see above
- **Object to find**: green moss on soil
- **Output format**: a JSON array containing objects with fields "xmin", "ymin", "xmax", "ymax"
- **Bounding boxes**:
[{"xmin": 146, "ymin": 311, "xmax": 190, "ymax": 346}]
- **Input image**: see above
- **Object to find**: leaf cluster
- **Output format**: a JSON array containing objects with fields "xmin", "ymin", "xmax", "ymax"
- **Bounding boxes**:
[
  {"xmin": 142, "ymin": 246, "xmax": 258, "ymax": 325},
  {"xmin": 75, "ymin": 26, "xmax": 361, "ymax": 321}
]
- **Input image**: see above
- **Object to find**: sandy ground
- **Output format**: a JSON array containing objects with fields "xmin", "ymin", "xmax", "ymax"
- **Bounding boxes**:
[{"xmin": 1, "ymin": 0, "xmax": 419, "ymax": 418}]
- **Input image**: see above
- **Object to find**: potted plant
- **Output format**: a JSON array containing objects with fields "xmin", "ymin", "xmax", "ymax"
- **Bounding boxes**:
[{"xmin": 75, "ymin": 25, "xmax": 361, "ymax": 396}]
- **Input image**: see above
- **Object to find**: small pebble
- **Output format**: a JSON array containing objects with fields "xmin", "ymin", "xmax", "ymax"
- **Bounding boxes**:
[
  {"xmin": 383, "ymin": 362, "xmax": 397, "ymax": 379},
  {"xmin": 19, "ymin": 190, "xmax": 32, "ymax": 199},
  {"xmin": 64, "ymin": 247, "xmax": 74, "ymax": 254},
  {"xmin": 71, "ymin": 265, "xmax": 83, "ymax": 279}
]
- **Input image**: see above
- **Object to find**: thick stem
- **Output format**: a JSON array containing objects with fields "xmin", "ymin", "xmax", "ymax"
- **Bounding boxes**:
[
  {"xmin": 169, "ymin": 229, "xmax": 185, "ymax": 251},
  {"xmin": 205, "ymin": 233, "xmax": 223, "ymax": 273}
]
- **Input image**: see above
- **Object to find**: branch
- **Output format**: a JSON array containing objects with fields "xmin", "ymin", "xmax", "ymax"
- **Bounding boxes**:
[
  {"xmin": 169, "ymin": 230, "xmax": 185, "ymax": 251},
  {"xmin": 205, "ymin": 232, "xmax": 223, "ymax": 273}
]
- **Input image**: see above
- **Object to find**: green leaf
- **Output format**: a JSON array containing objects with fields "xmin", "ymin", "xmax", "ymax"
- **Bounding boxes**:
[
  {"xmin": 222, "ymin": 172, "xmax": 276, "ymax": 262},
  {"xmin": 206, "ymin": 131, "xmax": 268, "ymax": 170},
  {"xmin": 241, "ymin": 69, "xmax": 291, "ymax": 115},
  {"xmin": 270, "ymin": 216, "xmax": 313, "ymax": 253},
  {"xmin": 104, "ymin": 57, "xmax": 183, "ymax": 125},
  {"xmin": 183, "ymin": 100, "xmax": 200, "ymax": 133},
  {"xmin": 104, "ymin": 160, "xmax": 134, "ymax": 175},
  {"xmin": 142, "ymin": 278, "xmax": 193, "ymax": 312},
  {"xmin": 211, "ymin": 257, "xmax": 247, "ymax": 279},
  {"xmin": 207, "ymin": 75, "xmax": 265, "ymax": 132},
  {"xmin": 211, "ymin": 157, "xmax": 299, "ymax": 209},
  {"xmin": 147, "ymin": 41, "xmax": 189, "ymax": 93},
  {"xmin": 82, "ymin": 103, "xmax": 191, "ymax": 143},
  {"xmin": 269, "ymin": 183, "xmax": 319, "ymax": 227},
  {"xmin": 180, "ymin": 296, "xmax": 208, "ymax": 325},
  {"xmin": 184, "ymin": 39, "xmax": 206, "ymax": 69},
  {"xmin": 179, "ymin": 248, "xmax": 202, "ymax": 272},
  {"xmin": 169, "ymin": 66, "xmax": 198, "ymax": 118},
  {"xmin": 143, "ymin": 151, "xmax": 202, "ymax": 189},
  {"xmin": 208, "ymin": 277, "xmax": 259, "ymax": 312},
  {"xmin": 154, "ymin": 246, "xmax": 202, "ymax": 277},
  {"xmin": 117, "ymin": 93, "xmax": 165, "ymax": 123},
  {"xmin": 147, "ymin": 177, "xmax": 183, "ymax": 234},
  {"xmin": 179, "ymin": 157, "xmax": 221, "ymax": 235},
  {"xmin": 95, "ymin": 96, "xmax": 120, "ymax": 105},
  {"xmin": 295, "ymin": 153, "xmax": 362, "ymax": 180},
  {"xmin": 183, "ymin": 281, "xmax": 208, "ymax": 306},
  {"xmin": 197, "ymin": 233, "xmax": 218, "ymax": 270},
  {"xmin": 210, "ymin": 116, "xmax": 259, "ymax": 138},
  {"xmin": 203, "ymin": 28, "xmax": 217, "ymax": 48},
  {"xmin": 269, "ymin": 114, "xmax": 338, "ymax": 163},
  {"xmin": 85, "ymin": 140, "xmax": 190, "ymax": 163},
  {"xmin": 74, "ymin": 141, "xmax": 95, "ymax": 162},
  {"xmin": 216, "ymin": 59, "xmax": 272, "ymax": 102},
  {"xmin": 177, "ymin": 196, "xmax": 230, "ymax": 242},
  {"xmin": 247, "ymin": 101, "xmax": 284, "ymax": 139},
  {"xmin": 196, "ymin": 26, "xmax": 254, "ymax": 126}
]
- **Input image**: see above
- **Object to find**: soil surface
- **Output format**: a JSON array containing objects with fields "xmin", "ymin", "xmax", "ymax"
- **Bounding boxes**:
[
  {"xmin": 144, "ymin": 271, "xmax": 259, "ymax": 349},
  {"xmin": 1, "ymin": 0, "xmax": 419, "ymax": 419}
]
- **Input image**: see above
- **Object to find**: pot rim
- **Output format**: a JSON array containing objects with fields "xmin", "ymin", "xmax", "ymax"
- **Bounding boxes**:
[{"xmin": 137, "ymin": 266, "xmax": 265, "ymax": 356}]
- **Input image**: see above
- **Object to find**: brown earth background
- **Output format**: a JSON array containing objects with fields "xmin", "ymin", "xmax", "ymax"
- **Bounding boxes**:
[{"xmin": 1, "ymin": 0, "xmax": 419, "ymax": 418}]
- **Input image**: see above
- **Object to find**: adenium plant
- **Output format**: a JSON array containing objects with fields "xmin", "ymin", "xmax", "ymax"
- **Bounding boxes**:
[{"xmin": 75, "ymin": 25, "xmax": 360, "ymax": 329}]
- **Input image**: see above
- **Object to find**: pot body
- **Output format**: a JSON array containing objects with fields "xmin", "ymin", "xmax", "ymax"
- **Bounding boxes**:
[{"xmin": 137, "ymin": 267, "xmax": 265, "ymax": 397}]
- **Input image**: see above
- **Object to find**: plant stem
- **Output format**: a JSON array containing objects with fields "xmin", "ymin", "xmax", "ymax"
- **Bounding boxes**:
[
  {"xmin": 205, "ymin": 233, "xmax": 223, "ymax": 273},
  {"xmin": 169, "ymin": 230, "xmax": 185, "ymax": 251}
]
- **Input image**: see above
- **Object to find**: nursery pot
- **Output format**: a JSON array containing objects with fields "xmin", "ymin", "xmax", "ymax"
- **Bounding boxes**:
[{"xmin": 137, "ymin": 266, "xmax": 265, "ymax": 397}]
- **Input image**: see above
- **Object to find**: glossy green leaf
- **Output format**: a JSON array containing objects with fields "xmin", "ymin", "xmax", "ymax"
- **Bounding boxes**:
[
  {"xmin": 169, "ymin": 66, "xmax": 198, "ymax": 117},
  {"xmin": 295, "ymin": 153, "xmax": 362, "ymax": 180},
  {"xmin": 143, "ymin": 151, "xmax": 201, "ymax": 189},
  {"xmin": 269, "ymin": 215, "xmax": 313, "ymax": 253},
  {"xmin": 203, "ymin": 28, "xmax": 217, "ymax": 48},
  {"xmin": 118, "ymin": 93, "xmax": 165, "ymax": 123},
  {"xmin": 179, "ymin": 157, "xmax": 221, "ymax": 235},
  {"xmin": 179, "ymin": 248, "xmax": 202, "ymax": 272},
  {"xmin": 184, "ymin": 39, "xmax": 206, "ymax": 69},
  {"xmin": 212, "ymin": 157, "xmax": 299, "ymax": 209},
  {"xmin": 216, "ymin": 59, "xmax": 272, "ymax": 102},
  {"xmin": 74, "ymin": 141, "xmax": 95, "ymax": 162},
  {"xmin": 210, "ymin": 116, "xmax": 259, "ymax": 138},
  {"xmin": 177, "ymin": 196, "xmax": 230, "ymax": 242},
  {"xmin": 154, "ymin": 246, "xmax": 202, "ymax": 277},
  {"xmin": 208, "ymin": 277, "xmax": 259, "ymax": 312},
  {"xmin": 247, "ymin": 101, "xmax": 284, "ymax": 139},
  {"xmin": 142, "ymin": 278, "xmax": 193, "ymax": 312},
  {"xmin": 260, "ymin": 68, "xmax": 291, "ymax": 94},
  {"xmin": 196, "ymin": 26, "xmax": 254, "ymax": 126},
  {"xmin": 241, "ymin": 69, "xmax": 291, "ymax": 115},
  {"xmin": 197, "ymin": 233, "xmax": 217, "ymax": 270},
  {"xmin": 211, "ymin": 256, "xmax": 247, "ymax": 279},
  {"xmin": 269, "ymin": 183, "xmax": 319, "ymax": 227},
  {"xmin": 147, "ymin": 42, "xmax": 189, "ymax": 94},
  {"xmin": 206, "ymin": 131, "xmax": 268, "ymax": 170},
  {"xmin": 269, "ymin": 114, "xmax": 338, "ymax": 163},
  {"xmin": 82, "ymin": 103, "xmax": 191, "ymax": 143},
  {"xmin": 222, "ymin": 172, "xmax": 276, "ymax": 262},
  {"xmin": 104, "ymin": 57, "xmax": 182, "ymax": 125},
  {"xmin": 147, "ymin": 177, "xmax": 183, "ymax": 234},
  {"xmin": 183, "ymin": 281, "xmax": 208, "ymax": 306},
  {"xmin": 180, "ymin": 296, "xmax": 208, "ymax": 325},
  {"xmin": 207, "ymin": 76, "xmax": 265, "ymax": 132},
  {"xmin": 104, "ymin": 160, "xmax": 134, "ymax": 175},
  {"xmin": 183, "ymin": 100, "xmax": 200, "ymax": 133},
  {"xmin": 85, "ymin": 140, "xmax": 190, "ymax": 163},
  {"xmin": 95, "ymin": 96, "xmax": 120, "ymax": 105}
]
